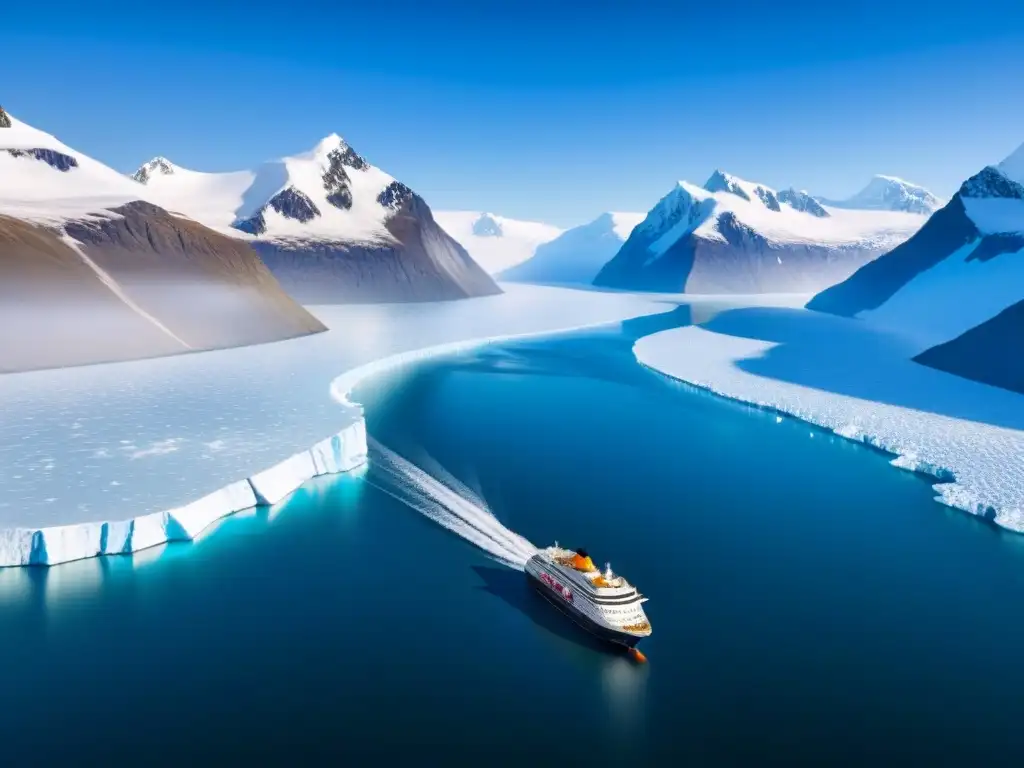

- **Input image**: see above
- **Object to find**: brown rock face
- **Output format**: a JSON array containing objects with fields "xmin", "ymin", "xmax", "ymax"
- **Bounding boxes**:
[
  {"xmin": 0, "ymin": 106, "xmax": 11, "ymax": 128},
  {"xmin": 255, "ymin": 191, "xmax": 501, "ymax": 304},
  {"xmin": 0, "ymin": 201, "xmax": 326, "ymax": 373}
]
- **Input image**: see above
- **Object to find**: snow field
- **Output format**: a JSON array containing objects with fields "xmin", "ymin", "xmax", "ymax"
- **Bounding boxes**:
[{"xmin": 634, "ymin": 313, "xmax": 1024, "ymax": 532}]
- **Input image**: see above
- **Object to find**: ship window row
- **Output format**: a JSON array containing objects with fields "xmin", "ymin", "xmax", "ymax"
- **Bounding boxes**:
[{"xmin": 602, "ymin": 606, "xmax": 643, "ymax": 617}]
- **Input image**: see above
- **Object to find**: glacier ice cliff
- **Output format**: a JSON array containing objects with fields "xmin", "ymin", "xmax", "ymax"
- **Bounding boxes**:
[
  {"xmin": 0, "ymin": 422, "xmax": 368, "ymax": 567},
  {"xmin": 0, "ymin": 285, "xmax": 668, "ymax": 567},
  {"xmin": 633, "ymin": 302, "xmax": 1024, "ymax": 533}
]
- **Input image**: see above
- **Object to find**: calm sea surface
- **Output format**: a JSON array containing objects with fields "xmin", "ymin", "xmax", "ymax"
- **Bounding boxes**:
[{"xmin": 2, "ymin": 309, "xmax": 1024, "ymax": 764}]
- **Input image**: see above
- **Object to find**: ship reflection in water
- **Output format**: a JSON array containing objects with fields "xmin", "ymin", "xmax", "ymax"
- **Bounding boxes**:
[
  {"xmin": 471, "ymin": 562, "xmax": 649, "ymax": 736},
  {"xmin": 600, "ymin": 652, "xmax": 649, "ymax": 735}
]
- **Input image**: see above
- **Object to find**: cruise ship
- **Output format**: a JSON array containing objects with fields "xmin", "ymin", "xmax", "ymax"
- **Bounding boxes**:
[{"xmin": 525, "ymin": 544, "xmax": 652, "ymax": 661}]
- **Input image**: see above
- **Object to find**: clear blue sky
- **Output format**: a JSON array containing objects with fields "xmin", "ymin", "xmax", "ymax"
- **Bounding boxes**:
[{"xmin": 4, "ymin": 0, "xmax": 1024, "ymax": 227}]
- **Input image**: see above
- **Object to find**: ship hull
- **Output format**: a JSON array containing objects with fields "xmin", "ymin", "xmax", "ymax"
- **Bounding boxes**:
[{"xmin": 525, "ymin": 565, "xmax": 644, "ymax": 650}]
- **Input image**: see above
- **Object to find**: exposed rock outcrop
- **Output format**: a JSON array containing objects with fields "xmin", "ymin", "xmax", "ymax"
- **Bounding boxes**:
[
  {"xmin": 5, "ymin": 148, "xmax": 79, "ymax": 171},
  {"xmin": 257, "ymin": 189, "xmax": 500, "ymax": 303}
]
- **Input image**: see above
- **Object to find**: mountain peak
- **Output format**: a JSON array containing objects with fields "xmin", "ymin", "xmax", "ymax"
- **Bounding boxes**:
[
  {"xmin": 704, "ymin": 170, "xmax": 747, "ymax": 198},
  {"xmin": 132, "ymin": 156, "xmax": 176, "ymax": 184},
  {"xmin": 0, "ymin": 106, "xmax": 11, "ymax": 129},
  {"xmin": 311, "ymin": 133, "xmax": 345, "ymax": 156},
  {"xmin": 312, "ymin": 134, "xmax": 369, "ymax": 174},
  {"xmin": 472, "ymin": 212, "xmax": 503, "ymax": 237},
  {"xmin": 872, "ymin": 173, "xmax": 911, "ymax": 184},
  {"xmin": 778, "ymin": 188, "xmax": 829, "ymax": 218},
  {"xmin": 997, "ymin": 141, "xmax": 1024, "ymax": 185},
  {"xmin": 704, "ymin": 170, "xmax": 782, "ymax": 211},
  {"xmin": 959, "ymin": 166, "xmax": 1024, "ymax": 201},
  {"xmin": 823, "ymin": 176, "xmax": 940, "ymax": 214}
]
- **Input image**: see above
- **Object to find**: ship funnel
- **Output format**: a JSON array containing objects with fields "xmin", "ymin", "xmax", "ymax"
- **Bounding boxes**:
[
  {"xmin": 604, "ymin": 562, "xmax": 613, "ymax": 579},
  {"xmin": 572, "ymin": 549, "xmax": 595, "ymax": 571}
]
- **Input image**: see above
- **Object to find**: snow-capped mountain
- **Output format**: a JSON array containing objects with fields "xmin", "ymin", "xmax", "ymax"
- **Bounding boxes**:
[
  {"xmin": 497, "ymin": 212, "xmax": 644, "ymax": 285},
  {"xmin": 593, "ymin": 170, "xmax": 928, "ymax": 294},
  {"xmin": 808, "ymin": 142, "xmax": 1024, "ymax": 394},
  {"xmin": 818, "ymin": 175, "xmax": 942, "ymax": 215},
  {"xmin": 433, "ymin": 211, "xmax": 563, "ymax": 274},
  {"xmin": 0, "ymin": 107, "xmax": 149, "ymax": 223},
  {"xmin": 0, "ymin": 107, "xmax": 325, "ymax": 373},
  {"xmin": 134, "ymin": 139, "xmax": 500, "ymax": 302}
]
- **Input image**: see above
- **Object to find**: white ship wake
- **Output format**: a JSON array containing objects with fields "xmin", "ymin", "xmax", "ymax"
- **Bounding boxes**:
[{"xmin": 366, "ymin": 437, "xmax": 537, "ymax": 569}]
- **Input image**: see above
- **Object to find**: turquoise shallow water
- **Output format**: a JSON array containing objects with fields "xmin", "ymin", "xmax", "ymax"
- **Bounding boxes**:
[{"xmin": 3, "ymin": 310, "xmax": 1024, "ymax": 764}]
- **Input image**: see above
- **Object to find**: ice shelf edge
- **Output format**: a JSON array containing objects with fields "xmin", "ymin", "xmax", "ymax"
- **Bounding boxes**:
[
  {"xmin": 0, "ymin": 420, "xmax": 370, "ymax": 568},
  {"xmin": 0, "ymin": 311, "xmax": 661, "ymax": 568},
  {"xmin": 632, "ymin": 337, "xmax": 1024, "ymax": 535}
]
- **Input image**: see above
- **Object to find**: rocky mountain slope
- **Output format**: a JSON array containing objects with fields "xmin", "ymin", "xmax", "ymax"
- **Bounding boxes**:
[
  {"xmin": 0, "ymin": 107, "xmax": 324, "ymax": 373},
  {"xmin": 134, "ymin": 138, "xmax": 500, "ymax": 303},
  {"xmin": 593, "ymin": 171, "xmax": 929, "ymax": 294}
]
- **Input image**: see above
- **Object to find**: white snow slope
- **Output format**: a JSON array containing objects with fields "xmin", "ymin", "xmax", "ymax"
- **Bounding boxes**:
[
  {"xmin": 434, "ymin": 210, "xmax": 563, "ymax": 273},
  {"xmin": 858, "ymin": 142, "xmax": 1024, "ymax": 351},
  {"xmin": 634, "ymin": 302, "xmax": 1024, "ymax": 533},
  {"xmin": 0, "ymin": 112, "xmax": 147, "ymax": 223},
  {"xmin": 819, "ymin": 174, "xmax": 943, "ymax": 215},
  {"xmin": 498, "ymin": 211, "xmax": 644, "ymax": 285},
  {"xmin": 0, "ymin": 285, "xmax": 668, "ymax": 567},
  {"xmin": 860, "ymin": 240, "xmax": 1024, "ymax": 351},
  {"xmin": 642, "ymin": 172, "xmax": 926, "ymax": 264},
  {"xmin": 134, "ymin": 135, "xmax": 399, "ymax": 243},
  {"xmin": 998, "ymin": 141, "xmax": 1024, "ymax": 186}
]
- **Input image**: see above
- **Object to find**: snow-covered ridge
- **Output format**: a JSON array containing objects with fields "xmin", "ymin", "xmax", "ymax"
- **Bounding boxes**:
[
  {"xmin": 637, "ymin": 173, "xmax": 926, "ymax": 254},
  {"xmin": 131, "ymin": 156, "xmax": 174, "ymax": 184},
  {"xmin": 819, "ymin": 175, "xmax": 943, "ymax": 215},
  {"xmin": 134, "ymin": 134, "xmax": 400, "ymax": 243},
  {"xmin": 807, "ymin": 138, "xmax": 1024, "ymax": 376},
  {"xmin": 607, "ymin": 211, "xmax": 646, "ymax": 240},
  {"xmin": 958, "ymin": 163, "xmax": 1024, "ymax": 236},
  {"xmin": 705, "ymin": 170, "xmax": 782, "ymax": 211},
  {"xmin": 997, "ymin": 141, "xmax": 1024, "ymax": 185},
  {"xmin": 0, "ymin": 111, "xmax": 150, "ymax": 223},
  {"xmin": 498, "ymin": 211, "xmax": 644, "ymax": 285},
  {"xmin": 843, "ymin": 143, "xmax": 1024, "ymax": 358},
  {"xmin": 777, "ymin": 188, "xmax": 828, "ymax": 218},
  {"xmin": 434, "ymin": 210, "xmax": 563, "ymax": 274}
]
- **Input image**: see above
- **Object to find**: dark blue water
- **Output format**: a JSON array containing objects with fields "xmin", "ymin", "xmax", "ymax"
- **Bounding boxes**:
[{"xmin": 4, "ymin": 309, "xmax": 1024, "ymax": 764}]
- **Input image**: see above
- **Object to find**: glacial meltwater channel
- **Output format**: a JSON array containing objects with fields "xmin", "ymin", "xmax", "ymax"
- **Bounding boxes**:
[{"xmin": 3, "ymin": 307, "xmax": 1024, "ymax": 763}]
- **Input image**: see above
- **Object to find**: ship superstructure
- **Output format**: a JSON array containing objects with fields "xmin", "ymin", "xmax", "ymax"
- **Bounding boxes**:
[{"xmin": 525, "ymin": 544, "xmax": 651, "ymax": 657}]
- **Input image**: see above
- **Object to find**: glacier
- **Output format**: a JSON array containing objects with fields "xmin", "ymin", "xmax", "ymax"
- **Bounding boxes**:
[
  {"xmin": 633, "ymin": 301, "xmax": 1024, "ymax": 532},
  {"xmin": 0, "ymin": 284, "xmax": 668, "ymax": 567}
]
